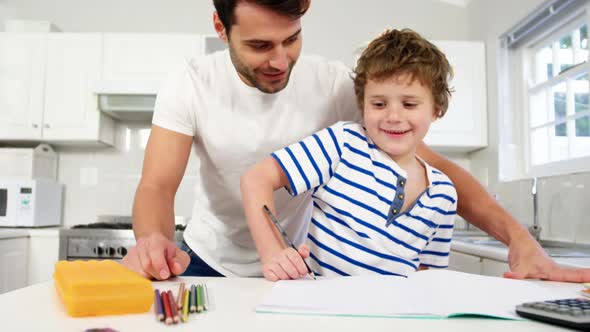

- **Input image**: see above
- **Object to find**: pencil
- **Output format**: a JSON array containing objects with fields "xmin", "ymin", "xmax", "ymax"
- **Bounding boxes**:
[
  {"xmin": 154, "ymin": 289, "xmax": 164, "ymax": 321},
  {"xmin": 167, "ymin": 290, "xmax": 180, "ymax": 324},
  {"xmin": 263, "ymin": 205, "xmax": 316, "ymax": 280},
  {"xmin": 161, "ymin": 291, "xmax": 173, "ymax": 325},
  {"xmin": 182, "ymin": 289, "xmax": 189, "ymax": 322},
  {"xmin": 177, "ymin": 282, "xmax": 185, "ymax": 310},
  {"xmin": 190, "ymin": 284, "xmax": 197, "ymax": 313},
  {"xmin": 203, "ymin": 283, "xmax": 209, "ymax": 311},
  {"xmin": 196, "ymin": 284, "xmax": 203, "ymax": 312}
]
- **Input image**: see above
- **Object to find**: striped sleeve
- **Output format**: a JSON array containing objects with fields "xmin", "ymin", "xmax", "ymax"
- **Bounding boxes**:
[
  {"xmin": 271, "ymin": 122, "xmax": 345, "ymax": 196},
  {"xmin": 418, "ymin": 186, "xmax": 458, "ymax": 269}
]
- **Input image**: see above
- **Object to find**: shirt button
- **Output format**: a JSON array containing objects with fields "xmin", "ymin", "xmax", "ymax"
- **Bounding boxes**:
[
  {"xmin": 392, "ymin": 209, "xmax": 398, "ymax": 214},
  {"xmin": 399, "ymin": 180, "xmax": 405, "ymax": 187},
  {"xmin": 398, "ymin": 194, "xmax": 404, "ymax": 199}
]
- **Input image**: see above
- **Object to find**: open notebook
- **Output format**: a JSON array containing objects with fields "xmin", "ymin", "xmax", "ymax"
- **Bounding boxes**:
[{"xmin": 256, "ymin": 269, "xmax": 577, "ymax": 319}]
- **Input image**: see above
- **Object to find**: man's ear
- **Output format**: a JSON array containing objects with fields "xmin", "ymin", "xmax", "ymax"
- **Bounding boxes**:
[{"xmin": 213, "ymin": 12, "xmax": 228, "ymax": 42}]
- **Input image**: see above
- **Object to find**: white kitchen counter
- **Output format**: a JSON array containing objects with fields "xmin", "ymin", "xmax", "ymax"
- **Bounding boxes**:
[
  {"xmin": 0, "ymin": 227, "xmax": 60, "ymax": 239},
  {"xmin": 0, "ymin": 228, "xmax": 31, "ymax": 240},
  {"xmin": 452, "ymin": 239, "xmax": 590, "ymax": 268},
  {"xmin": 0, "ymin": 276, "xmax": 579, "ymax": 332}
]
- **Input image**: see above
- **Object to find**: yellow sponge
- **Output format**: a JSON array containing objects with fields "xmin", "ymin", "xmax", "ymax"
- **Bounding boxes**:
[{"xmin": 54, "ymin": 260, "xmax": 153, "ymax": 317}]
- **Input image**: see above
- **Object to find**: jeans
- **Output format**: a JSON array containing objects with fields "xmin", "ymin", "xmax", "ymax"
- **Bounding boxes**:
[{"xmin": 179, "ymin": 240, "xmax": 225, "ymax": 277}]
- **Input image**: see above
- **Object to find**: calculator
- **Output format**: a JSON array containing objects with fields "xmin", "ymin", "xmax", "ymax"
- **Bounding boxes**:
[{"xmin": 516, "ymin": 298, "xmax": 590, "ymax": 331}]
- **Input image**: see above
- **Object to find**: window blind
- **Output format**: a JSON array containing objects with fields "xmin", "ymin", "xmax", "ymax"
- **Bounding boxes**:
[{"xmin": 501, "ymin": 0, "xmax": 587, "ymax": 49}]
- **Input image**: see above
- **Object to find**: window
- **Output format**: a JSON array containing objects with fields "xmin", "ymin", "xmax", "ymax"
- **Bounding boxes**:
[{"xmin": 499, "ymin": 1, "xmax": 590, "ymax": 179}]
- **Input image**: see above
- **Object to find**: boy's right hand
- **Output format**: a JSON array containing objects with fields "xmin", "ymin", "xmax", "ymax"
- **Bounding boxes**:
[
  {"xmin": 262, "ymin": 244, "xmax": 311, "ymax": 281},
  {"xmin": 122, "ymin": 233, "xmax": 190, "ymax": 280}
]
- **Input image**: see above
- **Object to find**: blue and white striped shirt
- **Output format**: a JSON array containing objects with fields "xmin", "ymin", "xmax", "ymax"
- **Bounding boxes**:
[{"xmin": 272, "ymin": 121, "xmax": 458, "ymax": 277}]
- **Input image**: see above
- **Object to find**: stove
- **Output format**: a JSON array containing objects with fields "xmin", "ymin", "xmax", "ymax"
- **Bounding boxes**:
[{"xmin": 59, "ymin": 220, "xmax": 185, "ymax": 261}]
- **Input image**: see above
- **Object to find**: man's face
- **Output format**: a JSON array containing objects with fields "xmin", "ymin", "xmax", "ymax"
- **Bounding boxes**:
[{"xmin": 224, "ymin": 2, "xmax": 303, "ymax": 94}]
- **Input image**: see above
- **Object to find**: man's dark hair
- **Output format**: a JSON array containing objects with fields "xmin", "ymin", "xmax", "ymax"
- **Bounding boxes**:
[{"xmin": 213, "ymin": 0, "xmax": 310, "ymax": 36}]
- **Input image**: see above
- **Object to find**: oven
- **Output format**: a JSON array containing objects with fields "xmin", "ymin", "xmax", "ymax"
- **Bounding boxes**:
[{"xmin": 59, "ymin": 219, "xmax": 185, "ymax": 261}]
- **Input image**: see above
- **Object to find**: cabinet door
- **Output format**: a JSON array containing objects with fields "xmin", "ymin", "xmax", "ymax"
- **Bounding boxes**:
[
  {"xmin": 424, "ymin": 41, "xmax": 487, "ymax": 152},
  {"xmin": 448, "ymin": 250, "xmax": 483, "ymax": 274},
  {"xmin": 102, "ymin": 34, "xmax": 203, "ymax": 83},
  {"xmin": 27, "ymin": 235, "xmax": 59, "ymax": 284},
  {"xmin": 0, "ymin": 238, "xmax": 29, "ymax": 294},
  {"xmin": 43, "ymin": 33, "xmax": 110, "ymax": 142},
  {"xmin": 481, "ymin": 258, "xmax": 510, "ymax": 277},
  {"xmin": 0, "ymin": 33, "xmax": 45, "ymax": 140}
]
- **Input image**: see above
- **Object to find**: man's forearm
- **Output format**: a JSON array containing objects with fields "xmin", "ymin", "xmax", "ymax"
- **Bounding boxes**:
[
  {"xmin": 417, "ymin": 143, "xmax": 530, "ymax": 245},
  {"xmin": 132, "ymin": 182, "xmax": 176, "ymax": 240}
]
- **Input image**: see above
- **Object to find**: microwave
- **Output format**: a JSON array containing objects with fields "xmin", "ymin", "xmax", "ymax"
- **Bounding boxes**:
[{"xmin": 0, "ymin": 178, "xmax": 63, "ymax": 227}]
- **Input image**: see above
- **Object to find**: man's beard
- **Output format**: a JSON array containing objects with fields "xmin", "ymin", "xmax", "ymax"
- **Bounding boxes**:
[{"xmin": 228, "ymin": 45, "xmax": 294, "ymax": 94}]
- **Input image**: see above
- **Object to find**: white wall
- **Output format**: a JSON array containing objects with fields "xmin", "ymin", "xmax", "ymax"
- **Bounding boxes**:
[{"xmin": 466, "ymin": 0, "xmax": 590, "ymax": 243}]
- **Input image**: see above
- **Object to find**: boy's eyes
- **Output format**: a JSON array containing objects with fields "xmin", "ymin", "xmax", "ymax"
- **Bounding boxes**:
[{"xmin": 403, "ymin": 102, "xmax": 418, "ymax": 108}]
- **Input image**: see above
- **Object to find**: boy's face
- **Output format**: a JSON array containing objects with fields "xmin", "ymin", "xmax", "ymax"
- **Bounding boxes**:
[
  {"xmin": 215, "ymin": 2, "xmax": 303, "ymax": 94},
  {"xmin": 363, "ymin": 74, "xmax": 437, "ymax": 164}
]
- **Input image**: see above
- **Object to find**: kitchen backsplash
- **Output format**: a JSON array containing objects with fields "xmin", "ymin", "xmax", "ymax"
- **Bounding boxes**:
[{"xmin": 492, "ymin": 173, "xmax": 590, "ymax": 244}]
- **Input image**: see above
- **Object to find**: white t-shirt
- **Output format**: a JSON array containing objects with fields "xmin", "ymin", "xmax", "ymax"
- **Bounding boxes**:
[
  {"xmin": 152, "ymin": 50, "xmax": 358, "ymax": 276},
  {"xmin": 272, "ymin": 122, "xmax": 457, "ymax": 277}
]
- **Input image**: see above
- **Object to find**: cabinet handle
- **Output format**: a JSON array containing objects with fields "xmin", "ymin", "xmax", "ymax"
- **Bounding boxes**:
[
  {"xmin": 32, "ymin": 124, "xmax": 38, "ymax": 129},
  {"xmin": 44, "ymin": 124, "xmax": 50, "ymax": 129}
]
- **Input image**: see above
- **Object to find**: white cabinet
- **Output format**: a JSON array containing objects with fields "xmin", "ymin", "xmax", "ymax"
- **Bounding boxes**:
[
  {"xmin": 449, "ymin": 250, "xmax": 483, "ymax": 274},
  {"xmin": 102, "ymin": 33, "xmax": 203, "ymax": 83},
  {"xmin": 481, "ymin": 258, "xmax": 510, "ymax": 277},
  {"xmin": 0, "ymin": 33, "xmax": 46, "ymax": 140},
  {"xmin": 43, "ymin": 33, "xmax": 114, "ymax": 144},
  {"xmin": 0, "ymin": 237, "xmax": 29, "ymax": 294},
  {"xmin": 0, "ymin": 32, "xmax": 114, "ymax": 145},
  {"xmin": 27, "ymin": 230, "xmax": 59, "ymax": 285},
  {"xmin": 424, "ymin": 41, "xmax": 487, "ymax": 152}
]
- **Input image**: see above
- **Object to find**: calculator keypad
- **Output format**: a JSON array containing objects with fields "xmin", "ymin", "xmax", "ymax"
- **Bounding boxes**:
[{"xmin": 516, "ymin": 298, "xmax": 590, "ymax": 331}]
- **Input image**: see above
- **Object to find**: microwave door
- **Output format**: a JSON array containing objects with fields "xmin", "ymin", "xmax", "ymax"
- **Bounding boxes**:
[
  {"xmin": 0, "ymin": 188, "xmax": 6, "ymax": 217},
  {"xmin": 0, "ymin": 187, "xmax": 15, "ymax": 226}
]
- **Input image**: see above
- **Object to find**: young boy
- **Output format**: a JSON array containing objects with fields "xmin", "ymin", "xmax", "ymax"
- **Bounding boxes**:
[{"xmin": 240, "ymin": 29, "xmax": 458, "ymax": 280}]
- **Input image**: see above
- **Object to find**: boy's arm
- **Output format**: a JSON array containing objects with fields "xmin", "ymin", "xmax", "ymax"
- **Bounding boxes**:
[
  {"xmin": 417, "ymin": 142, "xmax": 590, "ymax": 282},
  {"xmin": 240, "ymin": 156, "xmax": 311, "ymax": 281}
]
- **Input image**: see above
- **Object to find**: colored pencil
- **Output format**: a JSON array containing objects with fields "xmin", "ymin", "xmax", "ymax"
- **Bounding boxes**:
[
  {"xmin": 182, "ymin": 289, "xmax": 189, "ymax": 322},
  {"xmin": 190, "ymin": 284, "xmax": 197, "ymax": 313},
  {"xmin": 161, "ymin": 291, "xmax": 173, "ymax": 325},
  {"xmin": 177, "ymin": 282, "xmax": 185, "ymax": 310},
  {"xmin": 196, "ymin": 284, "xmax": 204, "ymax": 312},
  {"xmin": 154, "ymin": 289, "xmax": 164, "ymax": 321},
  {"xmin": 167, "ymin": 290, "xmax": 180, "ymax": 324},
  {"xmin": 203, "ymin": 283, "xmax": 209, "ymax": 311}
]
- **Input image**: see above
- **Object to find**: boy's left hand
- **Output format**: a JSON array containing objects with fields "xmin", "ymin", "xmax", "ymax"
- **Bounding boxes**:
[{"xmin": 261, "ymin": 244, "xmax": 311, "ymax": 281}]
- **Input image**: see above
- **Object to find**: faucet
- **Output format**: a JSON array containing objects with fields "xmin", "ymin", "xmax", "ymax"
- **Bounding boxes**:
[{"xmin": 528, "ymin": 177, "xmax": 542, "ymax": 241}]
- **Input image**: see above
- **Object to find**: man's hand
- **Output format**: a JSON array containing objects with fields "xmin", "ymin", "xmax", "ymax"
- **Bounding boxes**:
[
  {"xmin": 122, "ymin": 233, "xmax": 190, "ymax": 280},
  {"xmin": 504, "ymin": 234, "xmax": 590, "ymax": 282},
  {"xmin": 261, "ymin": 244, "xmax": 311, "ymax": 281}
]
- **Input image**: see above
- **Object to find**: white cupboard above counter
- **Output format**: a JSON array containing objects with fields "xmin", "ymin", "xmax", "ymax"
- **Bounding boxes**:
[
  {"xmin": 0, "ymin": 32, "xmax": 222, "ymax": 144},
  {"xmin": 0, "ymin": 32, "xmax": 114, "ymax": 146},
  {"xmin": 424, "ymin": 41, "xmax": 488, "ymax": 153}
]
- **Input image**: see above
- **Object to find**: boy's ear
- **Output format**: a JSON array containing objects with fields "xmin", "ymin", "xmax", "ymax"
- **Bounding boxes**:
[
  {"xmin": 432, "ymin": 107, "xmax": 441, "ymax": 121},
  {"xmin": 213, "ymin": 12, "xmax": 228, "ymax": 42}
]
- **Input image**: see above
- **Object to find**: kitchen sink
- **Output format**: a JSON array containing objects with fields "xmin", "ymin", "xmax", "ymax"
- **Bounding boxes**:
[{"xmin": 455, "ymin": 236, "xmax": 590, "ymax": 258}]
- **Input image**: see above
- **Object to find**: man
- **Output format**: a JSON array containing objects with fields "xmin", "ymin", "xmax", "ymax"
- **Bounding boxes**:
[{"xmin": 123, "ymin": 0, "xmax": 590, "ymax": 282}]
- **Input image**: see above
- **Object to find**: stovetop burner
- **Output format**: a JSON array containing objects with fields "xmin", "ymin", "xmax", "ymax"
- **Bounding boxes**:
[
  {"xmin": 72, "ymin": 222, "xmax": 132, "ymax": 229},
  {"xmin": 71, "ymin": 222, "xmax": 186, "ymax": 231}
]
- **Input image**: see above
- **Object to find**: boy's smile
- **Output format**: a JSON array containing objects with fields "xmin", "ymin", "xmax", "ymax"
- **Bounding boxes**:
[{"xmin": 363, "ymin": 73, "xmax": 438, "ymax": 167}]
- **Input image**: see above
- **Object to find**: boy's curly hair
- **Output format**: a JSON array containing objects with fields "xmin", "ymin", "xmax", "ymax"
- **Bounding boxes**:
[{"xmin": 353, "ymin": 28, "xmax": 454, "ymax": 118}]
